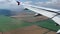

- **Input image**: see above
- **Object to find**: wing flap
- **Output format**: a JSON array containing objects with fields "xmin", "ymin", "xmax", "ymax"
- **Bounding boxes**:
[{"xmin": 52, "ymin": 15, "xmax": 60, "ymax": 25}]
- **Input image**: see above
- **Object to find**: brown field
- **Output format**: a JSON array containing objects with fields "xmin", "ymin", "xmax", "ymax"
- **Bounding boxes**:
[
  {"xmin": 11, "ymin": 14, "xmax": 48, "ymax": 22},
  {"xmin": 0, "ymin": 25, "xmax": 56, "ymax": 34}
]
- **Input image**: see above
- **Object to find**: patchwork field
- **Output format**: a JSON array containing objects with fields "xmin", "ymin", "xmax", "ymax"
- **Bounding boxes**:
[
  {"xmin": 11, "ymin": 13, "xmax": 48, "ymax": 22},
  {"xmin": 0, "ymin": 25, "xmax": 56, "ymax": 34},
  {"xmin": 0, "ymin": 11, "xmax": 60, "ymax": 34},
  {"xmin": 11, "ymin": 12, "xmax": 60, "ymax": 31},
  {"xmin": 0, "ymin": 15, "xmax": 33, "ymax": 32},
  {"xmin": 33, "ymin": 19, "xmax": 60, "ymax": 31}
]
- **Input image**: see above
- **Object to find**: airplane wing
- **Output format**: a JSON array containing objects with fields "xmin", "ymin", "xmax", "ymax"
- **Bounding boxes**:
[{"xmin": 23, "ymin": 5, "xmax": 60, "ymax": 25}]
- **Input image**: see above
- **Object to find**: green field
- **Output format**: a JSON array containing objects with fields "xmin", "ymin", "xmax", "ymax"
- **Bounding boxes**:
[
  {"xmin": 0, "ymin": 15, "xmax": 60, "ymax": 32},
  {"xmin": 33, "ymin": 19, "xmax": 60, "ymax": 31},
  {"xmin": 0, "ymin": 15, "xmax": 32, "ymax": 32}
]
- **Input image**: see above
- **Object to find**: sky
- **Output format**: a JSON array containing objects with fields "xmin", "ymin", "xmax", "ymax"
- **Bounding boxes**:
[
  {"xmin": 0, "ymin": 0, "xmax": 60, "ymax": 10},
  {"xmin": 20, "ymin": 0, "xmax": 60, "ymax": 9},
  {"xmin": 0, "ymin": 0, "xmax": 24, "ymax": 11}
]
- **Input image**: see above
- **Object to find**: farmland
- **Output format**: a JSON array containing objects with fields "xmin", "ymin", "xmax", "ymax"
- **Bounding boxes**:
[{"xmin": 0, "ymin": 11, "xmax": 60, "ymax": 34}]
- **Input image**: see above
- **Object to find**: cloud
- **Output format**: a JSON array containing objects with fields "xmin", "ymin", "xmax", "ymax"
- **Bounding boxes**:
[
  {"xmin": 21, "ymin": 0, "xmax": 60, "ymax": 7},
  {"xmin": 0, "ymin": 0, "xmax": 12, "ymax": 4},
  {"xmin": 0, "ymin": 0, "xmax": 60, "ymax": 10},
  {"xmin": 0, "ymin": 0, "xmax": 23, "ymax": 11},
  {"xmin": 47, "ymin": 0, "xmax": 60, "ymax": 6},
  {"xmin": 35, "ymin": 0, "xmax": 60, "ymax": 9},
  {"xmin": 23, "ymin": 1, "xmax": 32, "ymax": 5}
]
